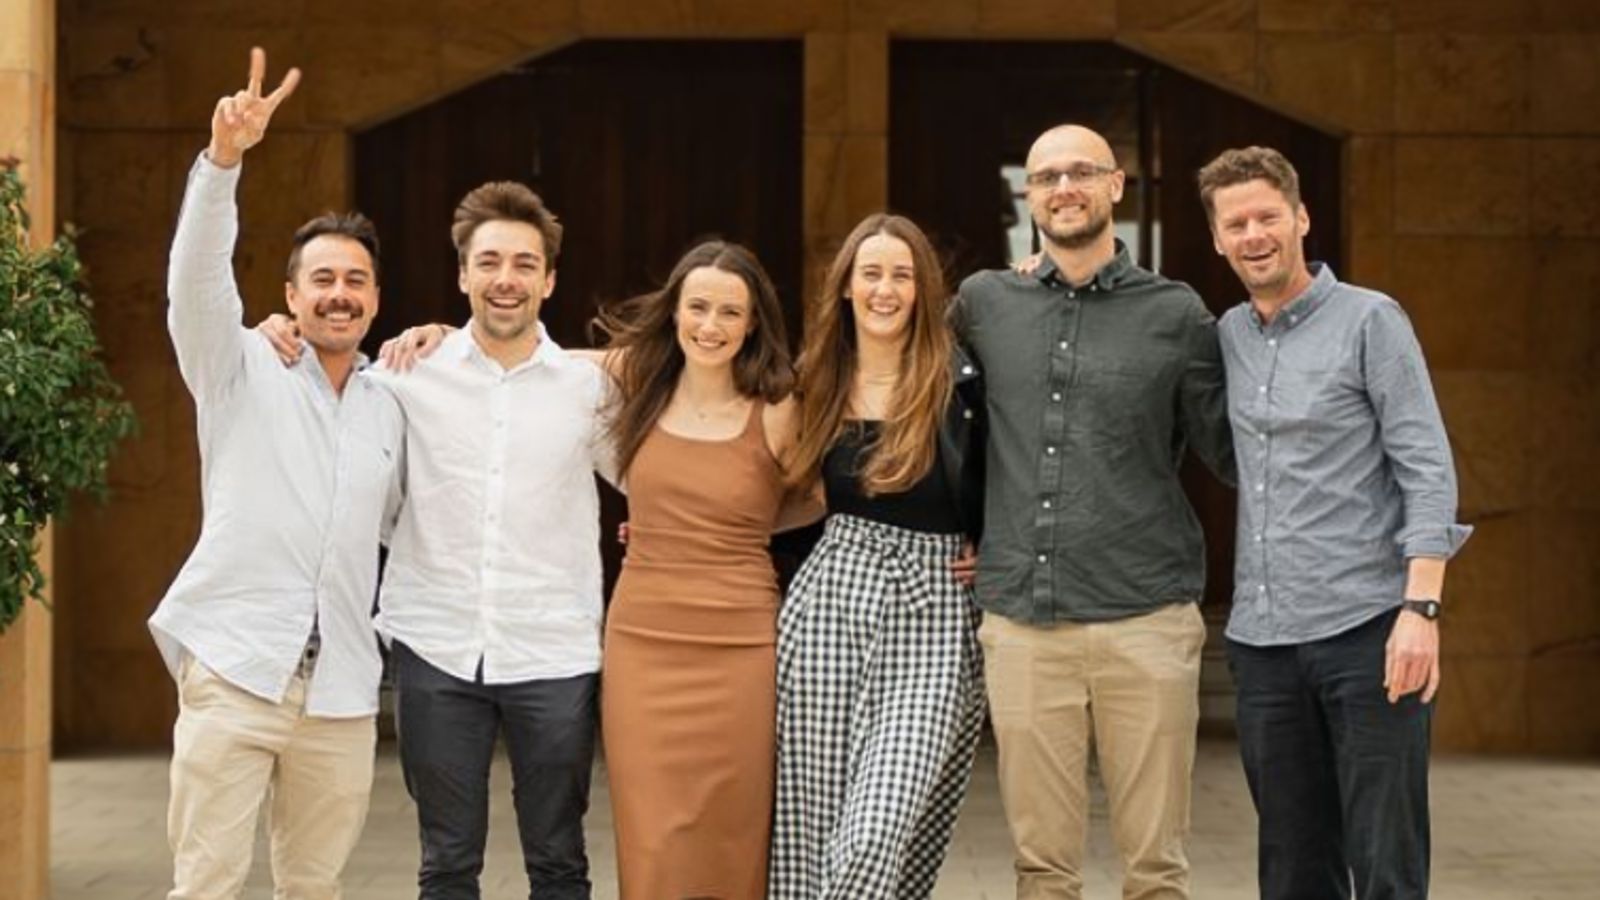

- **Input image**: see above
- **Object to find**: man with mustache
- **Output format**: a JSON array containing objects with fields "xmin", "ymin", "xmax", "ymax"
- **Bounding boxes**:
[
  {"xmin": 362, "ymin": 181, "xmax": 612, "ymax": 899},
  {"xmin": 1200, "ymin": 146, "xmax": 1468, "ymax": 900},
  {"xmin": 954, "ymin": 123, "xmax": 1235, "ymax": 899},
  {"xmin": 149, "ymin": 48, "xmax": 404, "ymax": 899}
]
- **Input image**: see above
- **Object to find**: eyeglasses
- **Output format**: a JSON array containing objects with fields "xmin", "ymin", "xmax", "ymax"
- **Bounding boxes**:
[{"xmin": 1024, "ymin": 163, "xmax": 1117, "ymax": 189}]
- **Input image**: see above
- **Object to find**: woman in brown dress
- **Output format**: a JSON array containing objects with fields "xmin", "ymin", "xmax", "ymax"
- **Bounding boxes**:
[{"xmin": 592, "ymin": 240, "xmax": 818, "ymax": 900}]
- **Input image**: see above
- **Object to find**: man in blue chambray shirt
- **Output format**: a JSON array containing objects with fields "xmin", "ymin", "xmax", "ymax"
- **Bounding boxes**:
[{"xmin": 1199, "ymin": 146, "xmax": 1471, "ymax": 900}]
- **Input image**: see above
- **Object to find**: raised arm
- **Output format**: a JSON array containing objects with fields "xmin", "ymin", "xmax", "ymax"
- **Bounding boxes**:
[{"xmin": 167, "ymin": 47, "xmax": 300, "ymax": 399}]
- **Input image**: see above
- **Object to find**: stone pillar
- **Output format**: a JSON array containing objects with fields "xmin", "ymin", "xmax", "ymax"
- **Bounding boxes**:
[
  {"xmin": 803, "ymin": 30, "xmax": 889, "ymax": 298},
  {"xmin": 0, "ymin": 0, "xmax": 57, "ymax": 895}
]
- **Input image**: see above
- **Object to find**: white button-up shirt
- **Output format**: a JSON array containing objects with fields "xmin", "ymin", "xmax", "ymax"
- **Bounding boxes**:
[
  {"xmin": 148, "ymin": 155, "xmax": 405, "ymax": 718},
  {"xmin": 370, "ymin": 327, "xmax": 611, "ymax": 684}
]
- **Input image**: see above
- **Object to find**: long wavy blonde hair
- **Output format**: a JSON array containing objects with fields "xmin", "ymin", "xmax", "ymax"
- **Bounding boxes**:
[{"xmin": 786, "ymin": 214, "xmax": 952, "ymax": 495}]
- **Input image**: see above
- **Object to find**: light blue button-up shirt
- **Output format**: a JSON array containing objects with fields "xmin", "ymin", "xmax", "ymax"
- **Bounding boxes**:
[
  {"xmin": 1220, "ymin": 263, "xmax": 1471, "ymax": 647},
  {"xmin": 148, "ymin": 155, "xmax": 405, "ymax": 717}
]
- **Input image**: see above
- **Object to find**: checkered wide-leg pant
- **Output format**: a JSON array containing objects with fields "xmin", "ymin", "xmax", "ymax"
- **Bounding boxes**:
[{"xmin": 770, "ymin": 514, "xmax": 985, "ymax": 900}]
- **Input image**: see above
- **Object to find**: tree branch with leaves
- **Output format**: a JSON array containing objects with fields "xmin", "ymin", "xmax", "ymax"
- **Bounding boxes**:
[{"xmin": 0, "ymin": 157, "xmax": 137, "ymax": 632}]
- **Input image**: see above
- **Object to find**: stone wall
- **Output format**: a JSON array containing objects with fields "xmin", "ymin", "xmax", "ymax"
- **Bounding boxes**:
[{"xmin": 55, "ymin": 0, "xmax": 1600, "ymax": 753}]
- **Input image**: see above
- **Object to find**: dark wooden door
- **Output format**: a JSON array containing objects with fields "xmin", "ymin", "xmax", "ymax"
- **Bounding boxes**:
[{"xmin": 354, "ymin": 40, "xmax": 803, "ymax": 349}]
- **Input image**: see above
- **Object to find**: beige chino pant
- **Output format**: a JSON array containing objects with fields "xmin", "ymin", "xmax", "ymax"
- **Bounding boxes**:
[
  {"xmin": 980, "ymin": 602, "xmax": 1205, "ymax": 900},
  {"xmin": 167, "ymin": 657, "xmax": 376, "ymax": 900}
]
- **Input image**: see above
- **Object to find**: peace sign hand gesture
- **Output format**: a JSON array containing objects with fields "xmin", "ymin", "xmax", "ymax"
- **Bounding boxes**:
[{"xmin": 207, "ymin": 47, "xmax": 300, "ymax": 169}]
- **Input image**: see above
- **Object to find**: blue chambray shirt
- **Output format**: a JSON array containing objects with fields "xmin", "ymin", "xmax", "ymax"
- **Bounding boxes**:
[{"xmin": 1220, "ymin": 263, "xmax": 1471, "ymax": 647}]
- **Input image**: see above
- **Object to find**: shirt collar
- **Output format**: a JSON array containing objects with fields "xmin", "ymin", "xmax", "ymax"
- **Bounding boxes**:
[
  {"xmin": 444, "ymin": 321, "xmax": 562, "ymax": 372},
  {"xmin": 1247, "ymin": 262, "xmax": 1338, "ymax": 333},
  {"xmin": 290, "ymin": 346, "xmax": 371, "ymax": 393},
  {"xmin": 1035, "ymin": 238, "xmax": 1135, "ymax": 292}
]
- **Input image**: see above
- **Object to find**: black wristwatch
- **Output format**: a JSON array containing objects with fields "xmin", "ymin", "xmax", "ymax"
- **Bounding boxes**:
[{"xmin": 1401, "ymin": 599, "xmax": 1442, "ymax": 621}]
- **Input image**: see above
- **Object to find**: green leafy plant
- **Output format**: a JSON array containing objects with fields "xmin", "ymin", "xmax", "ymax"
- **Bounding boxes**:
[{"xmin": 0, "ymin": 157, "xmax": 136, "ymax": 632}]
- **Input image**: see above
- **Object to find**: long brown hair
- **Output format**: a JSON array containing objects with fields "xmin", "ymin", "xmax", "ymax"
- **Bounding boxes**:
[
  {"xmin": 787, "ymin": 214, "xmax": 953, "ymax": 494},
  {"xmin": 593, "ymin": 240, "xmax": 795, "ymax": 479}
]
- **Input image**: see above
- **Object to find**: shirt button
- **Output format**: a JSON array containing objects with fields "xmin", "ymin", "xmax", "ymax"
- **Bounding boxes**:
[
  {"xmin": 1259, "ymin": 432, "xmax": 1268, "ymax": 442},
  {"xmin": 1058, "ymin": 340, "xmax": 1070, "ymax": 350},
  {"xmin": 1257, "ymin": 385, "xmax": 1267, "ymax": 394},
  {"xmin": 962, "ymin": 409, "xmax": 974, "ymax": 420},
  {"xmin": 1258, "ymin": 584, "xmax": 1267, "ymax": 593},
  {"xmin": 1268, "ymin": 339, "xmax": 1277, "ymax": 348},
  {"xmin": 961, "ymin": 365, "xmax": 974, "ymax": 375},
  {"xmin": 1051, "ymin": 392, "xmax": 1062, "ymax": 402},
  {"xmin": 1045, "ymin": 446, "xmax": 1057, "ymax": 455},
  {"xmin": 1037, "ymin": 554, "xmax": 1048, "ymax": 564},
  {"xmin": 1255, "ymin": 483, "xmax": 1265, "ymax": 492},
  {"xmin": 1254, "ymin": 533, "xmax": 1263, "ymax": 542},
  {"xmin": 1041, "ymin": 499, "xmax": 1052, "ymax": 509}
]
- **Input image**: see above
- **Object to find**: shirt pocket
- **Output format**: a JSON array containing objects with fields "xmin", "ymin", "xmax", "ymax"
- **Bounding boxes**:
[
  {"xmin": 1084, "ymin": 355, "xmax": 1181, "ymax": 450},
  {"xmin": 1270, "ymin": 361, "xmax": 1340, "ymax": 425}
]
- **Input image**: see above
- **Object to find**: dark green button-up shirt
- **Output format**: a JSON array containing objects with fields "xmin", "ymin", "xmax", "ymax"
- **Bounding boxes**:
[{"xmin": 953, "ymin": 242, "xmax": 1235, "ymax": 624}]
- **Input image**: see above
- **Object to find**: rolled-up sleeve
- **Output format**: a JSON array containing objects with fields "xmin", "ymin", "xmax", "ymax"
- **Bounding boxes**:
[{"xmin": 1363, "ymin": 299, "xmax": 1473, "ymax": 559}]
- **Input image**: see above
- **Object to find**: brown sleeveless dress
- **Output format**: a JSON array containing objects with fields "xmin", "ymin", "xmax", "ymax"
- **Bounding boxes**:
[{"xmin": 601, "ymin": 401, "xmax": 785, "ymax": 900}]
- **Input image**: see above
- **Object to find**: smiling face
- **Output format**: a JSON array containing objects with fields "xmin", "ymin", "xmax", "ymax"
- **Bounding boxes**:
[
  {"xmin": 847, "ymin": 233, "xmax": 917, "ymax": 345},
  {"xmin": 1025, "ymin": 126, "xmax": 1125, "ymax": 251},
  {"xmin": 285, "ymin": 235, "xmax": 379, "ymax": 356},
  {"xmin": 1209, "ymin": 178, "xmax": 1312, "ymax": 303},
  {"xmin": 675, "ymin": 265, "xmax": 754, "ymax": 370},
  {"xmin": 459, "ymin": 219, "xmax": 556, "ymax": 344}
]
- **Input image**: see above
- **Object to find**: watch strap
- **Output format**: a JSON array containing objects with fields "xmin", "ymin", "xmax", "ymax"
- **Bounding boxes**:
[{"xmin": 1401, "ymin": 598, "xmax": 1441, "ymax": 620}]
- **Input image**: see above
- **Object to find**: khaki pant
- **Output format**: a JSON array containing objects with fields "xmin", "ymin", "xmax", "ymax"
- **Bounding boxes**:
[
  {"xmin": 980, "ymin": 603, "xmax": 1205, "ymax": 900},
  {"xmin": 167, "ymin": 657, "xmax": 376, "ymax": 900}
]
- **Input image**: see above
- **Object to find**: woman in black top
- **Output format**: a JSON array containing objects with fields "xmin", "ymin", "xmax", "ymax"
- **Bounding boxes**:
[{"xmin": 768, "ymin": 213, "xmax": 985, "ymax": 899}]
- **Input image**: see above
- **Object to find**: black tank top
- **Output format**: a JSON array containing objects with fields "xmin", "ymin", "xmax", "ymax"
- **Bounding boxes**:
[{"xmin": 822, "ymin": 421, "xmax": 963, "ymax": 535}]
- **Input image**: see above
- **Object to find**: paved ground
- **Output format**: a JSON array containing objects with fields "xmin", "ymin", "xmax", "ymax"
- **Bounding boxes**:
[{"xmin": 52, "ymin": 738, "xmax": 1600, "ymax": 899}]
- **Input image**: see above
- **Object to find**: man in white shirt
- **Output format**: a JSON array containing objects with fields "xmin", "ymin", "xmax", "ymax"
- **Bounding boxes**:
[
  {"xmin": 148, "ymin": 48, "xmax": 404, "ymax": 900},
  {"xmin": 370, "ymin": 181, "xmax": 612, "ymax": 899}
]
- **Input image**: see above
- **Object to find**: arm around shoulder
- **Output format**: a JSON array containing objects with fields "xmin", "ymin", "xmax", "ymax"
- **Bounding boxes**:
[
  {"xmin": 1179, "ymin": 292, "xmax": 1236, "ymax": 486},
  {"xmin": 766, "ymin": 396, "xmax": 826, "ymax": 532}
]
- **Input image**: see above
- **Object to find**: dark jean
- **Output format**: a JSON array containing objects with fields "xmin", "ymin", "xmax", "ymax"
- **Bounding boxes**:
[
  {"xmin": 392, "ymin": 641, "xmax": 597, "ymax": 900},
  {"xmin": 1227, "ymin": 608, "xmax": 1432, "ymax": 900}
]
